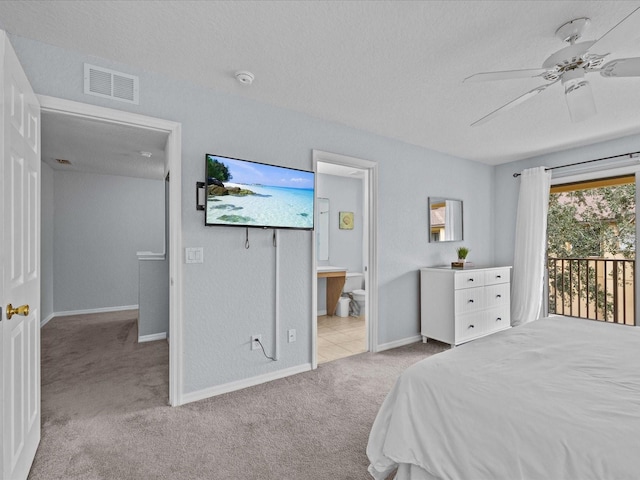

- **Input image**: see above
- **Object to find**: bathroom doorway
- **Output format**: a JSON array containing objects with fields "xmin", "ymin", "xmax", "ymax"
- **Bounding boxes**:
[{"xmin": 312, "ymin": 151, "xmax": 378, "ymax": 367}]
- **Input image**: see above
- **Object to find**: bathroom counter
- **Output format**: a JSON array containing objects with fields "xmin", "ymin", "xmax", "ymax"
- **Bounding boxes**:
[{"xmin": 317, "ymin": 267, "xmax": 346, "ymax": 316}]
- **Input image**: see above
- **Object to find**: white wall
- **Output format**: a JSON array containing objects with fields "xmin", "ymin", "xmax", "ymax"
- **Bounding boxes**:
[
  {"xmin": 41, "ymin": 162, "xmax": 54, "ymax": 323},
  {"xmin": 11, "ymin": 34, "xmax": 496, "ymax": 395},
  {"xmin": 51, "ymin": 170, "xmax": 164, "ymax": 312}
]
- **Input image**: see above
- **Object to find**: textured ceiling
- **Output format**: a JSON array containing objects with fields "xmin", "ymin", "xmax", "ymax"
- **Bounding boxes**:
[
  {"xmin": 41, "ymin": 111, "xmax": 167, "ymax": 180},
  {"xmin": 3, "ymin": 1, "xmax": 640, "ymax": 165}
]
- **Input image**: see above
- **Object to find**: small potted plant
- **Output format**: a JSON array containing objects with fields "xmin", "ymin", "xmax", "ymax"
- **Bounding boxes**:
[{"xmin": 456, "ymin": 246, "xmax": 470, "ymax": 263}]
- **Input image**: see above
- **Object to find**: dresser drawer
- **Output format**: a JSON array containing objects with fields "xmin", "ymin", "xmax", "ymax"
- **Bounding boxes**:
[
  {"xmin": 485, "ymin": 306, "xmax": 510, "ymax": 333},
  {"xmin": 455, "ymin": 271, "xmax": 485, "ymax": 289},
  {"xmin": 456, "ymin": 312, "xmax": 485, "ymax": 342},
  {"xmin": 484, "ymin": 268, "xmax": 510, "ymax": 286},
  {"xmin": 455, "ymin": 287, "xmax": 485, "ymax": 314},
  {"xmin": 485, "ymin": 283, "xmax": 510, "ymax": 309}
]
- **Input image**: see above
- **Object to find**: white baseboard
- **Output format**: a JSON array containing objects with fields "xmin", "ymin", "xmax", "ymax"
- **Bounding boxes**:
[
  {"xmin": 377, "ymin": 334, "xmax": 422, "ymax": 352},
  {"xmin": 53, "ymin": 305, "xmax": 139, "ymax": 318},
  {"xmin": 138, "ymin": 332, "xmax": 167, "ymax": 343},
  {"xmin": 181, "ymin": 363, "xmax": 312, "ymax": 406},
  {"xmin": 40, "ymin": 312, "xmax": 55, "ymax": 328},
  {"xmin": 317, "ymin": 309, "xmax": 327, "ymax": 316}
]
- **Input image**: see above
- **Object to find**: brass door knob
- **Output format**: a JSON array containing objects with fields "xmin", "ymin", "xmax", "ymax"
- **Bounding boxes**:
[{"xmin": 6, "ymin": 304, "xmax": 29, "ymax": 320}]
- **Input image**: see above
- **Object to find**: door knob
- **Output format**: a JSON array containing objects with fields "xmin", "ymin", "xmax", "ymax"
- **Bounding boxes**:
[{"xmin": 6, "ymin": 304, "xmax": 29, "ymax": 320}]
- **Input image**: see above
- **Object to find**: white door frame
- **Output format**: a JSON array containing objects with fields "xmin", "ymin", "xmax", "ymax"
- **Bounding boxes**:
[
  {"xmin": 311, "ymin": 150, "xmax": 378, "ymax": 368},
  {"xmin": 36, "ymin": 95, "xmax": 184, "ymax": 406}
]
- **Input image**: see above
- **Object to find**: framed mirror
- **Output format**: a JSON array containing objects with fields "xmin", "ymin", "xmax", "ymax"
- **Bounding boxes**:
[
  {"xmin": 317, "ymin": 198, "xmax": 330, "ymax": 260},
  {"xmin": 428, "ymin": 197, "xmax": 463, "ymax": 242}
]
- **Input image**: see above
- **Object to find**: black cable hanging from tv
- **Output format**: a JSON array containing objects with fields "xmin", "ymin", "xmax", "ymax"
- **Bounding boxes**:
[
  {"xmin": 512, "ymin": 151, "xmax": 640, "ymax": 178},
  {"xmin": 245, "ymin": 228, "xmax": 250, "ymax": 249}
]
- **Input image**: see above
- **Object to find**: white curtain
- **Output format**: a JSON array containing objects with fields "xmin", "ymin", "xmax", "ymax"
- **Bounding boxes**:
[{"xmin": 511, "ymin": 166, "xmax": 552, "ymax": 326}]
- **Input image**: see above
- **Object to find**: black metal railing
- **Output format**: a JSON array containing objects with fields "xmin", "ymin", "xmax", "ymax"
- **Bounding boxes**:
[{"xmin": 548, "ymin": 258, "xmax": 635, "ymax": 325}]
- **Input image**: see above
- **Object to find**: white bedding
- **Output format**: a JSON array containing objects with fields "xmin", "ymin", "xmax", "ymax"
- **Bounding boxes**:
[{"xmin": 367, "ymin": 317, "xmax": 640, "ymax": 480}]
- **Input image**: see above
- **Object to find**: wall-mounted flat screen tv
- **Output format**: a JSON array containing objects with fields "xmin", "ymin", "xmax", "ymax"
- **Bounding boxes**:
[{"xmin": 205, "ymin": 154, "xmax": 315, "ymax": 230}]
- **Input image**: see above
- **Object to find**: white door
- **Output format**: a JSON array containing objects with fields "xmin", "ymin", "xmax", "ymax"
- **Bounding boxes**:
[{"xmin": 0, "ymin": 30, "xmax": 41, "ymax": 480}]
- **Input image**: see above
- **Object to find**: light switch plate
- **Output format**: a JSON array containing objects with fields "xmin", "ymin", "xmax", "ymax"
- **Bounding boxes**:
[{"xmin": 185, "ymin": 247, "xmax": 204, "ymax": 264}]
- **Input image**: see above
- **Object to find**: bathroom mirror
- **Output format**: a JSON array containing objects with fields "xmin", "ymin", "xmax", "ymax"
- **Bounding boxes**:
[
  {"xmin": 317, "ymin": 198, "xmax": 330, "ymax": 260},
  {"xmin": 428, "ymin": 197, "xmax": 463, "ymax": 242}
]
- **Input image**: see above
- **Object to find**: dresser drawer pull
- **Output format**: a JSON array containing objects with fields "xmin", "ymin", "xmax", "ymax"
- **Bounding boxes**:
[
  {"xmin": 468, "ymin": 324, "xmax": 475, "ymax": 329},
  {"xmin": 496, "ymin": 275, "xmax": 502, "ymax": 279},
  {"xmin": 468, "ymin": 278, "xmax": 474, "ymax": 282},
  {"xmin": 496, "ymin": 294, "xmax": 502, "ymax": 298},
  {"xmin": 496, "ymin": 317, "xmax": 502, "ymax": 321},
  {"xmin": 468, "ymin": 299, "xmax": 474, "ymax": 303}
]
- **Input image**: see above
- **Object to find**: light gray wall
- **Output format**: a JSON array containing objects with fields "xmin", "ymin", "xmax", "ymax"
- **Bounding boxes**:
[
  {"xmin": 41, "ymin": 162, "xmax": 54, "ymax": 323},
  {"xmin": 138, "ymin": 258, "xmax": 169, "ymax": 337},
  {"xmin": 316, "ymin": 173, "xmax": 364, "ymax": 315},
  {"xmin": 494, "ymin": 133, "xmax": 640, "ymax": 268},
  {"xmin": 52, "ymin": 170, "xmax": 164, "ymax": 312},
  {"xmin": 317, "ymin": 173, "xmax": 364, "ymax": 271},
  {"xmin": 11, "ymin": 34, "xmax": 496, "ymax": 394}
]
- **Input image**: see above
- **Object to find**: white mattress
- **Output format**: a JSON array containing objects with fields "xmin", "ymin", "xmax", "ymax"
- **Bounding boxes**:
[{"xmin": 367, "ymin": 317, "xmax": 640, "ymax": 480}]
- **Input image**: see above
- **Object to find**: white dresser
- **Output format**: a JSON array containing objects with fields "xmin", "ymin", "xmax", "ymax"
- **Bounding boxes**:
[{"xmin": 420, "ymin": 266, "xmax": 512, "ymax": 346}]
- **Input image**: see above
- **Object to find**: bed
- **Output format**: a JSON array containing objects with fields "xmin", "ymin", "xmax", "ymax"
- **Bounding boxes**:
[{"xmin": 367, "ymin": 316, "xmax": 640, "ymax": 480}]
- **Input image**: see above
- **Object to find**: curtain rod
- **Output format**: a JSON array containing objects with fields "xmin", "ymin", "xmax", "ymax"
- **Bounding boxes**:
[{"xmin": 512, "ymin": 151, "xmax": 640, "ymax": 178}]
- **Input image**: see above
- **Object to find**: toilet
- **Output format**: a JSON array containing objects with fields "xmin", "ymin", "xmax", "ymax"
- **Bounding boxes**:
[
  {"xmin": 351, "ymin": 289, "xmax": 366, "ymax": 312},
  {"xmin": 344, "ymin": 273, "xmax": 365, "ymax": 313}
]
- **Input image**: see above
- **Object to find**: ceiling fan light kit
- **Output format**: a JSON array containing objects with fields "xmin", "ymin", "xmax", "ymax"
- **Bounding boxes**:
[
  {"xmin": 465, "ymin": 8, "xmax": 640, "ymax": 126},
  {"xmin": 562, "ymin": 69, "xmax": 596, "ymax": 123}
]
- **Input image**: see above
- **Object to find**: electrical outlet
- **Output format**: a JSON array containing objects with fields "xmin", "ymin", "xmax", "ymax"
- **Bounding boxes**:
[
  {"xmin": 251, "ymin": 335, "xmax": 261, "ymax": 350},
  {"xmin": 288, "ymin": 329, "xmax": 296, "ymax": 343}
]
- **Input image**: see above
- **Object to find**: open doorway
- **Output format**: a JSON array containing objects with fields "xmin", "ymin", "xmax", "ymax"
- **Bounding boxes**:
[
  {"xmin": 38, "ymin": 96, "xmax": 182, "ymax": 405},
  {"xmin": 547, "ymin": 174, "xmax": 636, "ymax": 324},
  {"xmin": 312, "ymin": 150, "xmax": 378, "ymax": 368}
]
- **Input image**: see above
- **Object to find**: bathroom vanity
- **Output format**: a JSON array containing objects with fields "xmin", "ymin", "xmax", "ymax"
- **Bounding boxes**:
[
  {"xmin": 317, "ymin": 266, "xmax": 346, "ymax": 316},
  {"xmin": 420, "ymin": 266, "xmax": 512, "ymax": 346}
]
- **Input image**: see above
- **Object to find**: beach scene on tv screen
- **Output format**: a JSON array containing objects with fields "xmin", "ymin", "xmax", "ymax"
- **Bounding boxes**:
[{"xmin": 206, "ymin": 155, "xmax": 314, "ymax": 228}]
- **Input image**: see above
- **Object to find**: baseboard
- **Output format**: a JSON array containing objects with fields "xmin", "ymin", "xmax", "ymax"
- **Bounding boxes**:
[
  {"xmin": 181, "ymin": 363, "xmax": 312, "ymax": 406},
  {"xmin": 53, "ymin": 305, "xmax": 139, "ymax": 318},
  {"xmin": 317, "ymin": 309, "xmax": 327, "ymax": 316},
  {"xmin": 138, "ymin": 332, "xmax": 167, "ymax": 343},
  {"xmin": 40, "ymin": 312, "xmax": 55, "ymax": 328},
  {"xmin": 376, "ymin": 334, "xmax": 422, "ymax": 352}
]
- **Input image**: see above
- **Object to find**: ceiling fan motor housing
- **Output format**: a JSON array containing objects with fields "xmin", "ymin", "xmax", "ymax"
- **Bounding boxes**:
[{"xmin": 541, "ymin": 41, "xmax": 605, "ymax": 80}]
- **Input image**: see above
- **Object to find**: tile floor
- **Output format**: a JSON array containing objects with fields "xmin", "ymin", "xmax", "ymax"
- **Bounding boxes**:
[{"xmin": 317, "ymin": 314, "xmax": 366, "ymax": 364}]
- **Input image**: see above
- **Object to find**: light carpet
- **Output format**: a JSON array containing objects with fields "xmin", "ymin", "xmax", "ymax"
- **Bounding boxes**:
[{"xmin": 29, "ymin": 312, "xmax": 446, "ymax": 480}]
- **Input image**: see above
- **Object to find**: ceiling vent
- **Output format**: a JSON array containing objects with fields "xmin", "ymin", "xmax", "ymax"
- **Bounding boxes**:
[{"xmin": 84, "ymin": 63, "xmax": 139, "ymax": 104}]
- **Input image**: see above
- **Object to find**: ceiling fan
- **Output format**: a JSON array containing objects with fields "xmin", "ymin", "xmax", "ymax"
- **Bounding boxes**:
[{"xmin": 465, "ymin": 8, "xmax": 640, "ymax": 126}]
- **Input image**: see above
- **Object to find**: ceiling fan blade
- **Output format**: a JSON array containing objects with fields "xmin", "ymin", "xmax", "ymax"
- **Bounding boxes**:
[
  {"xmin": 564, "ymin": 77, "xmax": 596, "ymax": 123},
  {"xmin": 600, "ymin": 57, "xmax": 640, "ymax": 77},
  {"xmin": 470, "ymin": 81, "xmax": 557, "ymax": 127},
  {"xmin": 588, "ymin": 7, "xmax": 640, "ymax": 56},
  {"xmin": 464, "ymin": 68, "xmax": 548, "ymax": 83}
]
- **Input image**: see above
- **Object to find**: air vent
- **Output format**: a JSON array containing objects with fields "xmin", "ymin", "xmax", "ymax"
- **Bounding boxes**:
[{"xmin": 84, "ymin": 64, "xmax": 139, "ymax": 104}]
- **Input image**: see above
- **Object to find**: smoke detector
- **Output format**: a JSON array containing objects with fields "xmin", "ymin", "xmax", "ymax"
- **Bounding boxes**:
[{"xmin": 235, "ymin": 71, "xmax": 255, "ymax": 85}]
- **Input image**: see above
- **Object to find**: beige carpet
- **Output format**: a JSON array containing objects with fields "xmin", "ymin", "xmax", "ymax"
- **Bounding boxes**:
[{"xmin": 29, "ymin": 312, "xmax": 447, "ymax": 480}]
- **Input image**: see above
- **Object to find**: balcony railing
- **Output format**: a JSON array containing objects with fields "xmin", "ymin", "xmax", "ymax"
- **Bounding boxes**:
[{"xmin": 548, "ymin": 258, "xmax": 635, "ymax": 325}]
